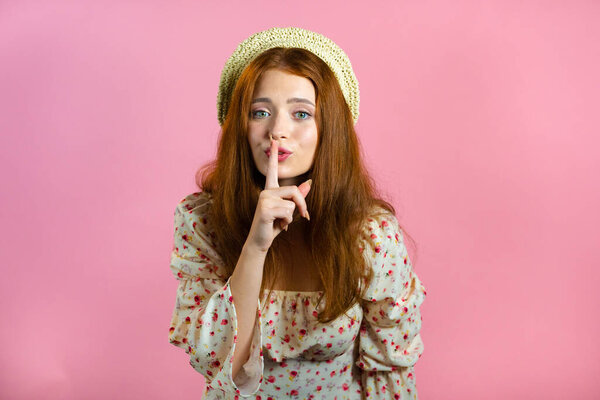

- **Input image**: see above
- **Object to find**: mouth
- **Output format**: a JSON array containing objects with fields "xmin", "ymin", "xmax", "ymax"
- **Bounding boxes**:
[
  {"xmin": 264, "ymin": 149, "xmax": 292, "ymax": 157},
  {"xmin": 264, "ymin": 149, "xmax": 292, "ymax": 161}
]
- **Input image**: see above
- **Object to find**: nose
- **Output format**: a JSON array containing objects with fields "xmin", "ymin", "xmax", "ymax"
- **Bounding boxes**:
[{"xmin": 268, "ymin": 112, "xmax": 289, "ymax": 141}]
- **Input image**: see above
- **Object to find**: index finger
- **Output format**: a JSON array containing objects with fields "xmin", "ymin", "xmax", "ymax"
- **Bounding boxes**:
[{"xmin": 264, "ymin": 139, "xmax": 279, "ymax": 189}]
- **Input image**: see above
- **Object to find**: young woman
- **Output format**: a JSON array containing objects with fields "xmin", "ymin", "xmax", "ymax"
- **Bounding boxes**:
[{"xmin": 168, "ymin": 27, "xmax": 427, "ymax": 399}]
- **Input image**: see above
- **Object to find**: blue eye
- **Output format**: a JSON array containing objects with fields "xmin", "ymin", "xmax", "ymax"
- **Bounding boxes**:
[
  {"xmin": 295, "ymin": 111, "xmax": 310, "ymax": 119},
  {"xmin": 252, "ymin": 110, "xmax": 269, "ymax": 119}
]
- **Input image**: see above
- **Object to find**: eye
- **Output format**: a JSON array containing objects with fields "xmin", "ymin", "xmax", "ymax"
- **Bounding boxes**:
[
  {"xmin": 251, "ymin": 110, "xmax": 270, "ymax": 119},
  {"xmin": 294, "ymin": 111, "xmax": 311, "ymax": 120}
]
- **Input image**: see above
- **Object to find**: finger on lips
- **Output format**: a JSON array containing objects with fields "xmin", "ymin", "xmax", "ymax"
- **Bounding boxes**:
[{"xmin": 266, "ymin": 138, "xmax": 311, "ymax": 229}]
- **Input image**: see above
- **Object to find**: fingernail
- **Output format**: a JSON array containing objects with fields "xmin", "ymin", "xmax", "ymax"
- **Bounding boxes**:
[
  {"xmin": 307, "ymin": 179, "xmax": 312, "ymax": 187},
  {"xmin": 305, "ymin": 211, "xmax": 310, "ymax": 221},
  {"xmin": 284, "ymin": 225, "xmax": 288, "ymax": 231}
]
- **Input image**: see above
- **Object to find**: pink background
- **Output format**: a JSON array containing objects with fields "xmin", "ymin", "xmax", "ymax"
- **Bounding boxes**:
[{"xmin": 1, "ymin": 1, "xmax": 599, "ymax": 399}]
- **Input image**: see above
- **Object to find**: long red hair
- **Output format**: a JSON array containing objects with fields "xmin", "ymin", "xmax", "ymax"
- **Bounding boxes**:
[{"xmin": 196, "ymin": 47, "xmax": 416, "ymax": 323}]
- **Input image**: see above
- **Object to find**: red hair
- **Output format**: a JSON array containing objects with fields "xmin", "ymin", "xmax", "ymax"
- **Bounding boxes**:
[{"xmin": 196, "ymin": 47, "xmax": 416, "ymax": 322}]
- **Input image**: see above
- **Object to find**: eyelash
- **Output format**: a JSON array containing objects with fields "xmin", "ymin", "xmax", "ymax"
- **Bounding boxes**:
[{"xmin": 251, "ymin": 110, "xmax": 312, "ymax": 120}]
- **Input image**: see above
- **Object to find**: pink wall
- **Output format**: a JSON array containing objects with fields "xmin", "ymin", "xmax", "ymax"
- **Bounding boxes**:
[{"xmin": 1, "ymin": 1, "xmax": 599, "ymax": 399}]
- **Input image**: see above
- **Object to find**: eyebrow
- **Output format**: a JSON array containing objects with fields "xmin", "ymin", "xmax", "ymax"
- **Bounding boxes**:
[{"xmin": 251, "ymin": 97, "xmax": 315, "ymax": 107}]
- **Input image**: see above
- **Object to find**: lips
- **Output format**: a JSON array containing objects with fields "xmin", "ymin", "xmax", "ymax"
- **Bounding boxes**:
[{"xmin": 265, "ymin": 147, "xmax": 292, "ymax": 157}]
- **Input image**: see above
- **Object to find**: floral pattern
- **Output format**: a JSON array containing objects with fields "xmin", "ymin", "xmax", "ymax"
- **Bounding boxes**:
[{"xmin": 168, "ymin": 192, "xmax": 427, "ymax": 399}]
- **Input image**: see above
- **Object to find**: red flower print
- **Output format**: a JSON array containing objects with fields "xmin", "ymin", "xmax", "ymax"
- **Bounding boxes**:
[
  {"xmin": 220, "ymin": 319, "xmax": 228, "ymax": 325},
  {"xmin": 281, "ymin": 361, "xmax": 288, "ymax": 368},
  {"xmin": 342, "ymin": 383, "xmax": 349, "ymax": 391},
  {"xmin": 304, "ymin": 299, "xmax": 310, "ymax": 306},
  {"xmin": 338, "ymin": 327, "xmax": 344, "ymax": 334},
  {"xmin": 267, "ymin": 375, "xmax": 276, "ymax": 383},
  {"xmin": 381, "ymin": 220, "xmax": 388, "ymax": 228},
  {"xmin": 299, "ymin": 329, "xmax": 306, "ymax": 335},
  {"xmin": 266, "ymin": 343, "xmax": 272, "ymax": 349},
  {"xmin": 326, "ymin": 343, "xmax": 332, "ymax": 348},
  {"xmin": 283, "ymin": 334, "xmax": 290, "ymax": 343},
  {"xmin": 316, "ymin": 386, "xmax": 322, "ymax": 391},
  {"xmin": 374, "ymin": 246, "xmax": 381, "ymax": 253},
  {"xmin": 290, "ymin": 370, "xmax": 298, "ymax": 377},
  {"xmin": 290, "ymin": 389, "xmax": 298, "ymax": 395},
  {"xmin": 212, "ymin": 312, "xmax": 218, "ymax": 321}
]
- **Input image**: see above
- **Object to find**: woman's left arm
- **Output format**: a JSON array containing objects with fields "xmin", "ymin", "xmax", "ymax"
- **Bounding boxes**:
[{"xmin": 356, "ymin": 211, "xmax": 427, "ymax": 399}]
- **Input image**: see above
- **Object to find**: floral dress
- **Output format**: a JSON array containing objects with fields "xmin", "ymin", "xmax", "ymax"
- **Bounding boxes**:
[{"xmin": 168, "ymin": 191, "xmax": 427, "ymax": 399}]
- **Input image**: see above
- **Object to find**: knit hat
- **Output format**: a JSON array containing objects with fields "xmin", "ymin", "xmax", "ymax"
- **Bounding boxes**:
[{"xmin": 216, "ymin": 27, "xmax": 360, "ymax": 126}]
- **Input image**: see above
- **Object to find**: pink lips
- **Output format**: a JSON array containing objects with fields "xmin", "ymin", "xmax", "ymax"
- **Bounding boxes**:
[
  {"xmin": 265, "ymin": 147, "xmax": 292, "ymax": 161},
  {"xmin": 265, "ymin": 149, "xmax": 292, "ymax": 161},
  {"xmin": 264, "ymin": 143, "xmax": 292, "ymax": 161},
  {"xmin": 265, "ymin": 145, "xmax": 292, "ymax": 154}
]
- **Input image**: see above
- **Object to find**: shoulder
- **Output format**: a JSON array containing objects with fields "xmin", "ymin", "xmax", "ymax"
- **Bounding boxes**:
[
  {"xmin": 171, "ymin": 190, "xmax": 226, "ymax": 275},
  {"xmin": 174, "ymin": 190, "xmax": 214, "ymax": 226},
  {"xmin": 175, "ymin": 190, "xmax": 213, "ymax": 214},
  {"xmin": 359, "ymin": 206, "xmax": 411, "ymax": 299},
  {"xmin": 360, "ymin": 206, "xmax": 402, "ymax": 248},
  {"xmin": 173, "ymin": 190, "xmax": 218, "ymax": 248}
]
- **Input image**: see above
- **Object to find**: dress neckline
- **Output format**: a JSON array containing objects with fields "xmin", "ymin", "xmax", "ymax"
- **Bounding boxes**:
[{"xmin": 264, "ymin": 288, "xmax": 324, "ymax": 294}]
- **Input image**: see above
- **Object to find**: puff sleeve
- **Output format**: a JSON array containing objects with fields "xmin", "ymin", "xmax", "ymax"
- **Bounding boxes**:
[
  {"xmin": 167, "ymin": 192, "xmax": 264, "ymax": 398},
  {"xmin": 356, "ymin": 210, "xmax": 427, "ymax": 399}
]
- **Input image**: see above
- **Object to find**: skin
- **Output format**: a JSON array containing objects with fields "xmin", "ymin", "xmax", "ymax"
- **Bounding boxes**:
[{"xmin": 247, "ymin": 68, "xmax": 318, "ymax": 188}]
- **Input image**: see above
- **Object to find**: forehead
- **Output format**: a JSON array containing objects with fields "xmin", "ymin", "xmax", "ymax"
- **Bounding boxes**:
[{"xmin": 253, "ymin": 69, "xmax": 315, "ymax": 99}]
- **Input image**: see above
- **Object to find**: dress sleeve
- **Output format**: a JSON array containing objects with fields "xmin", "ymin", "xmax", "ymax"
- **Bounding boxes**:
[
  {"xmin": 356, "ymin": 210, "xmax": 427, "ymax": 399},
  {"xmin": 167, "ymin": 192, "xmax": 264, "ymax": 398}
]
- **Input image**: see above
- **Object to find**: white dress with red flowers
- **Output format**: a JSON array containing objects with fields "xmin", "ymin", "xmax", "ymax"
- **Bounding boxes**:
[{"xmin": 168, "ymin": 191, "xmax": 427, "ymax": 399}]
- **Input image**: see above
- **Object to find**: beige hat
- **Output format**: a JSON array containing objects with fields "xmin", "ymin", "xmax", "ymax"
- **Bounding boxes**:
[{"xmin": 216, "ymin": 27, "xmax": 360, "ymax": 126}]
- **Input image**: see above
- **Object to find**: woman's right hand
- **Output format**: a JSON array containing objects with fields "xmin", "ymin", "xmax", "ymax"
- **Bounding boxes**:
[{"xmin": 246, "ymin": 139, "xmax": 312, "ymax": 253}]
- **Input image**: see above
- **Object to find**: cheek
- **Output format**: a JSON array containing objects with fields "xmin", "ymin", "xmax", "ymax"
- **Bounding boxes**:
[
  {"xmin": 302, "ymin": 127, "xmax": 319, "ymax": 153},
  {"xmin": 247, "ymin": 129, "xmax": 260, "ymax": 149}
]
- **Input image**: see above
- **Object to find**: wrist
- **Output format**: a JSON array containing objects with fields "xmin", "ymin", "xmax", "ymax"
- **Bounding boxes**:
[{"xmin": 243, "ymin": 241, "xmax": 269, "ymax": 257}]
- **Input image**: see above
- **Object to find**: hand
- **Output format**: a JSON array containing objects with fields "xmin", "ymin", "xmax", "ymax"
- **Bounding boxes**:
[{"xmin": 246, "ymin": 139, "xmax": 312, "ymax": 253}]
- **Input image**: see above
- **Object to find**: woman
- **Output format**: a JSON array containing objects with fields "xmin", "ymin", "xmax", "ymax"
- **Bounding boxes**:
[{"xmin": 168, "ymin": 27, "xmax": 427, "ymax": 399}]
